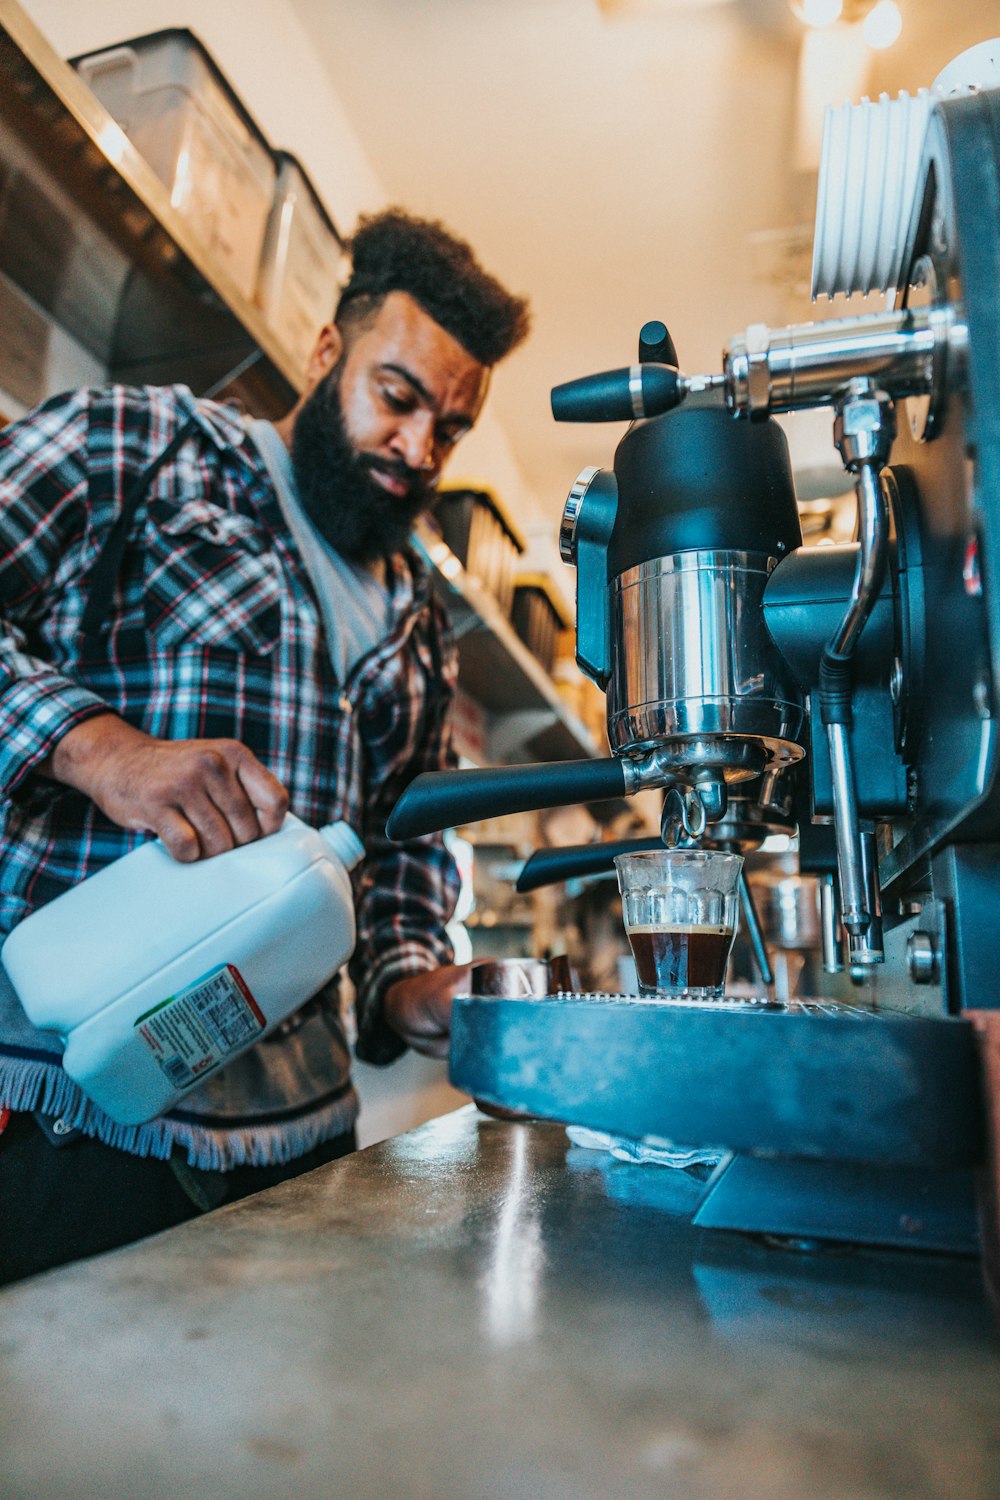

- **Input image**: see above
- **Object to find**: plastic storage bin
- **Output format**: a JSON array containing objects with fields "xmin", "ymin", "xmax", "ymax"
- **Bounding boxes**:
[
  {"xmin": 511, "ymin": 573, "xmax": 573, "ymax": 674},
  {"xmin": 433, "ymin": 487, "xmax": 525, "ymax": 616},
  {"xmin": 257, "ymin": 151, "xmax": 342, "ymax": 373},
  {"xmin": 2, "ymin": 815, "xmax": 363, "ymax": 1126},
  {"xmin": 73, "ymin": 29, "xmax": 275, "ymax": 301}
]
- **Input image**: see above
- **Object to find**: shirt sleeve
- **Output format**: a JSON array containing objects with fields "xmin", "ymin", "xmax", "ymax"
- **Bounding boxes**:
[
  {"xmin": 0, "ymin": 390, "xmax": 113, "ymax": 804},
  {"xmin": 350, "ymin": 608, "xmax": 462, "ymax": 1065}
]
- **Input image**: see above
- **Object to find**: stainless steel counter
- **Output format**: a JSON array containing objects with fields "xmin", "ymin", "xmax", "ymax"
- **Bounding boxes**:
[{"xmin": 1, "ymin": 1105, "xmax": 998, "ymax": 1499}]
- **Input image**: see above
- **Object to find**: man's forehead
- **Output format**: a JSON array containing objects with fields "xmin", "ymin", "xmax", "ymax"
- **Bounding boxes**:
[{"xmin": 361, "ymin": 292, "xmax": 488, "ymax": 406}]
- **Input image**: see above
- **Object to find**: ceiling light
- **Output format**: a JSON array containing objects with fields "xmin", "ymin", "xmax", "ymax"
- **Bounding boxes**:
[
  {"xmin": 863, "ymin": 0, "xmax": 903, "ymax": 49},
  {"xmin": 790, "ymin": 0, "xmax": 843, "ymax": 26}
]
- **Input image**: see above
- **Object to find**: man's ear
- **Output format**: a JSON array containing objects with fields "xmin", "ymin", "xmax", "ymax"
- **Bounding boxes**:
[{"xmin": 304, "ymin": 324, "xmax": 343, "ymax": 394}]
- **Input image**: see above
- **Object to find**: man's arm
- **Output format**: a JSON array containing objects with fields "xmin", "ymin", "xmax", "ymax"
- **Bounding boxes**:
[
  {"xmin": 350, "ymin": 608, "xmax": 466, "ymax": 1063},
  {"xmin": 0, "ymin": 389, "xmax": 287, "ymax": 858},
  {"xmin": 382, "ymin": 963, "xmax": 473, "ymax": 1059},
  {"xmin": 0, "ymin": 390, "xmax": 120, "ymax": 805}
]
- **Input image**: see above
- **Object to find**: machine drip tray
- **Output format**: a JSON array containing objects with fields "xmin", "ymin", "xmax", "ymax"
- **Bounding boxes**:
[
  {"xmin": 694, "ymin": 1155, "xmax": 981, "ymax": 1256},
  {"xmin": 450, "ymin": 993, "xmax": 985, "ymax": 1169}
]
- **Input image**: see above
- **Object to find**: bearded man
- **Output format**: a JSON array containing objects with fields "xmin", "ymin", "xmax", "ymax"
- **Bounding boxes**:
[{"xmin": 0, "ymin": 209, "xmax": 529, "ymax": 1280}]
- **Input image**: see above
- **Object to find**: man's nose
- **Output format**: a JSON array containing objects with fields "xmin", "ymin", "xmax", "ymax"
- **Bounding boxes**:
[{"xmin": 393, "ymin": 413, "xmax": 437, "ymax": 473}]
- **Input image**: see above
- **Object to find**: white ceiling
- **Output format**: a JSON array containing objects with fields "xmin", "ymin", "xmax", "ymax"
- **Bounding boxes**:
[{"xmin": 291, "ymin": 0, "xmax": 1000, "ymax": 522}]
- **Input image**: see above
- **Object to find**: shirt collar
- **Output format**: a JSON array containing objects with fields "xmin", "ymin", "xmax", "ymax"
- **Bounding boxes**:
[{"xmin": 170, "ymin": 385, "xmax": 248, "ymax": 452}]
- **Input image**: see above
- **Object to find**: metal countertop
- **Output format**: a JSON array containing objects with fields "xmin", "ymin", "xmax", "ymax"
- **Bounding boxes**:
[{"xmin": 1, "ymin": 1105, "xmax": 999, "ymax": 1499}]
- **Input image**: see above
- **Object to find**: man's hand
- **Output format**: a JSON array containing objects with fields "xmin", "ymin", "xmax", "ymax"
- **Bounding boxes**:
[
  {"xmin": 383, "ymin": 963, "xmax": 473, "ymax": 1058},
  {"xmin": 43, "ymin": 714, "xmax": 289, "ymax": 862}
]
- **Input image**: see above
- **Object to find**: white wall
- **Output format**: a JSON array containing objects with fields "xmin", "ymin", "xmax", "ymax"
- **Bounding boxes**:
[{"xmin": 23, "ymin": 0, "xmax": 547, "ymax": 534}]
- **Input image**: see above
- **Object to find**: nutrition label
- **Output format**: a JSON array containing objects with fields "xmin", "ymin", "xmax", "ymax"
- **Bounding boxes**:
[{"xmin": 134, "ymin": 964, "xmax": 266, "ymax": 1091}]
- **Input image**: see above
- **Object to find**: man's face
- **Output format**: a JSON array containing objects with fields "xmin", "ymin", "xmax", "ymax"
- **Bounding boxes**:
[{"xmin": 290, "ymin": 292, "xmax": 489, "ymax": 565}]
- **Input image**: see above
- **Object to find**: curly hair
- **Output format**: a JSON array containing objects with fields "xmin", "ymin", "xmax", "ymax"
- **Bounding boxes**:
[{"xmin": 335, "ymin": 208, "xmax": 530, "ymax": 367}]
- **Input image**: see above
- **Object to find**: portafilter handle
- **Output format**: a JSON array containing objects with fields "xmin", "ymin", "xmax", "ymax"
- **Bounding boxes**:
[
  {"xmin": 516, "ymin": 836, "xmax": 663, "ymax": 893},
  {"xmin": 386, "ymin": 757, "xmax": 629, "ymax": 842}
]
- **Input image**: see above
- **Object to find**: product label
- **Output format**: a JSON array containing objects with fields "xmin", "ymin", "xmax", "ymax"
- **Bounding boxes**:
[{"xmin": 134, "ymin": 964, "xmax": 266, "ymax": 1092}]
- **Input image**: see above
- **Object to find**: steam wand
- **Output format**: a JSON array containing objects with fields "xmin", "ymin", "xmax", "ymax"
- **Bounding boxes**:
[{"xmin": 821, "ymin": 380, "xmax": 893, "ymax": 965}]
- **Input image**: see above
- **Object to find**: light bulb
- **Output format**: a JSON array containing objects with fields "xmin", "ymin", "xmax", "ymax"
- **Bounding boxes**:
[
  {"xmin": 863, "ymin": 0, "xmax": 903, "ymax": 49},
  {"xmin": 791, "ymin": 0, "xmax": 844, "ymax": 26}
]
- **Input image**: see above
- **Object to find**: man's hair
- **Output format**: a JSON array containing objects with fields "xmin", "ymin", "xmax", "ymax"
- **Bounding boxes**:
[{"xmin": 335, "ymin": 208, "xmax": 530, "ymax": 367}]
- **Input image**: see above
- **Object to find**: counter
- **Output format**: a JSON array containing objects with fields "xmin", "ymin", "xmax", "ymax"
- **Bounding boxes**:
[{"xmin": 1, "ymin": 1106, "xmax": 998, "ymax": 1499}]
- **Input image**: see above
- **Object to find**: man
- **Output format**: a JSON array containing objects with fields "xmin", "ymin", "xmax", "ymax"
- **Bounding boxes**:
[{"xmin": 0, "ymin": 209, "xmax": 529, "ymax": 1280}]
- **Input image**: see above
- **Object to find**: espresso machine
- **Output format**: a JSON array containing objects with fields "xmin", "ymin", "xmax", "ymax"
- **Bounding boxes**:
[{"xmin": 388, "ymin": 87, "xmax": 1000, "ymax": 1275}]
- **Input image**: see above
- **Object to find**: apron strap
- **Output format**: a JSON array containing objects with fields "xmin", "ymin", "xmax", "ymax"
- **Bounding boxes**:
[{"xmin": 79, "ymin": 412, "xmax": 200, "ymax": 645}]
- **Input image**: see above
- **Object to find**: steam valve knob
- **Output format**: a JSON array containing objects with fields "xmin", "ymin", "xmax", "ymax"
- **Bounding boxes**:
[{"xmin": 551, "ymin": 362, "xmax": 684, "ymax": 423}]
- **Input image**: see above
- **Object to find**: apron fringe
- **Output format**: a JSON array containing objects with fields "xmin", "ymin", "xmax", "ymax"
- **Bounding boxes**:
[{"xmin": 0, "ymin": 1056, "xmax": 358, "ymax": 1170}]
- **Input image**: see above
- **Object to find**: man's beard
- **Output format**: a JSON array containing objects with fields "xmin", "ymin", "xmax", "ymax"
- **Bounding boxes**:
[{"xmin": 290, "ymin": 367, "xmax": 435, "ymax": 565}]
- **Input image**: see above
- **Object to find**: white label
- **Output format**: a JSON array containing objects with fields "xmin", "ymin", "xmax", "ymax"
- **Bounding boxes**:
[{"xmin": 134, "ymin": 964, "xmax": 265, "ymax": 1091}]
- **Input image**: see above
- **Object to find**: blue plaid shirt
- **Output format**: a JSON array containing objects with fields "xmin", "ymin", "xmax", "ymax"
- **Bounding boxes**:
[{"xmin": 0, "ymin": 384, "xmax": 460, "ymax": 1162}]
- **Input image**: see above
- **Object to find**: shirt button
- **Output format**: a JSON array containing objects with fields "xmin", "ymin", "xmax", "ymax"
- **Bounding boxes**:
[{"xmin": 338, "ymin": 696, "xmax": 352, "ymax": 713}]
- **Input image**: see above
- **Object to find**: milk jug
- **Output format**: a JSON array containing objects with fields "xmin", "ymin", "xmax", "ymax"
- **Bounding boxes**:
[{"xmin": 2, "ymin": 815, "xmax": 364, "ymax": 1126}]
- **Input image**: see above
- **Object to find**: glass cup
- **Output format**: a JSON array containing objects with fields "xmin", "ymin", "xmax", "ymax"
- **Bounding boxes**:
[{"xmin": 613, "ymin": 849, "xmax": 744, "ymax": 998}]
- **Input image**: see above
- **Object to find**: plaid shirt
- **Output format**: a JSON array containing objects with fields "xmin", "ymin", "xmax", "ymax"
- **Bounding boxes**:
[{"xmin": 0, "ymin": 384, "xmax": 460, "ymax": 1155}]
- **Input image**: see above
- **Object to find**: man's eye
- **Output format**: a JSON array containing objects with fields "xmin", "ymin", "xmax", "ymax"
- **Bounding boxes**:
[{"xmin": 382, "ymin": 388, "xmax": 413, "ymax": 413}]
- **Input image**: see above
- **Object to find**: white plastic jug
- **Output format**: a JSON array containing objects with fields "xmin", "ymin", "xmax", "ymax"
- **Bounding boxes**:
[{"xmin": 2, "ymin": 815, "xmax": 364, "ymax": 1126}]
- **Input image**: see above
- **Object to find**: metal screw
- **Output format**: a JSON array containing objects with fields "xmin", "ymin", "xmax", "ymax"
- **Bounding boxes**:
[
  {"xmin": 52, "ymin": 1118, "xmax": 72, "ymax": 1136},
  {"xmin": 906, "ymin": 931, "xmax": 936, "ymax": 985}
]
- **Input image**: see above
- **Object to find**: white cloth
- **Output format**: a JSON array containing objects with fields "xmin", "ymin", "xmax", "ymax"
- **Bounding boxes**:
[{"xmin": 566, "ymin": 1124, "xmax": 726, "ymax": 1169}]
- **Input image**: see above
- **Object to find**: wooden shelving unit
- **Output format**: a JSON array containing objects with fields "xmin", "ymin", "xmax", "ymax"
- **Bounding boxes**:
[{"xmin": 413, "ymin": 521, "xmax": 600, "ymax": 763}]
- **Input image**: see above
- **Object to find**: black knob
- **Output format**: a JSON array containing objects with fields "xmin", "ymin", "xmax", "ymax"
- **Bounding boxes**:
[
  {"xmin": 638, "ymin": 321, "xmax": 678, "ymax": 368},
  {"xmin": 551, "ymin": 363, "xmax": 684, "ymax": 423}
]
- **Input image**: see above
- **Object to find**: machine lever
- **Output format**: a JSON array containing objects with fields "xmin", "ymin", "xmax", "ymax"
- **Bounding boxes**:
[
  {"xmin": 551, "ymin": 362, "xmax": 685, "ymax": 423},
  {"xmin": 386, "ymin": 757, "xmax": 629, "ymax": 842}
]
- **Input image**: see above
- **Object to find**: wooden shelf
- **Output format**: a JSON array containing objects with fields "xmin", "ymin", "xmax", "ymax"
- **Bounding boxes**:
[{"xmin": 413, "ymin": 521, "xmax": 600, "ymax": 763}]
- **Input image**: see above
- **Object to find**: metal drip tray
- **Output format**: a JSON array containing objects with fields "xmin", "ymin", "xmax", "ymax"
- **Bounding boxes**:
[
  {"xmin": 450, "ymin": 993, "xmax": 983, "ymax": 1167},
  {"xmin": 526, "ymin": 991, "xmax": 875, "ymax": 1017}
]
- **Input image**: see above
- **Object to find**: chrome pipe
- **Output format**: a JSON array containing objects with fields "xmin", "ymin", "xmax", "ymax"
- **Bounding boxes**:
[
  {"xmin": 818, "ymin": 874, "xmax": 844, "ymax": 974},
  {"xmin": 739, "ymin": 871, "xmax": 774, "ymax": 989},
  {"xmin": 819, "ymin": 383, "xmax": 894, "ymax": 951},
  {"xmin": 828, "ymin": 463, "xmax": 890, "ymax": 661},
  {"xmin": 847, "ymin": 829, "xmax": 884, "ymax": 966},
  {"xmin": 826, "ymin": 720, "xmax": 869, "ymax": 936},
  {"xmin": 722, "ymin": 306, "xmax": 966, "ymax": 418}
]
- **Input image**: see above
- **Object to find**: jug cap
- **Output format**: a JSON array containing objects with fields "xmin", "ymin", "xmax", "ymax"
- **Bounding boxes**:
[{"xmin": 320, "ymin": 821, "xmax": 365, "ymax": 872}]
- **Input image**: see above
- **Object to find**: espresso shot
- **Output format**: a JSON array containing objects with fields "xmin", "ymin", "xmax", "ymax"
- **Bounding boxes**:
[
  {"xmin": 614, "ymin": 848, "xmax": 744, "ymax": 998},
  {"xmin": 627, "ymin": 922, "xmax": 733, "ymax": 995}
]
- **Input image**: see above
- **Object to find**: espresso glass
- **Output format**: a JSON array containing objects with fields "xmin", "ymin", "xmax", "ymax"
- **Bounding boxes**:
[{"xmin": 613, "ymin": 849, "xmax": 743, "ymax": 998}]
